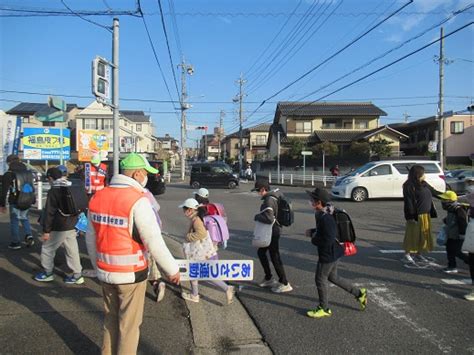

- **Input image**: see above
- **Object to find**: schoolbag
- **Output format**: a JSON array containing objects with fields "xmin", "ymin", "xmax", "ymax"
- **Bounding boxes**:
[
  {"xmin": 206, "ymin": 203, "xmax": 227, "ymax": 221},
  {"xmin": 59, "ymin": 185, "xmax": 89, "ymax": 216},
  {"xmin": 333, "ymin": 208, "xmax": 356, "ymax": 243},
  {"xmin": 276, "ymin": 195, "xmax": 294, "ymax": 227},
  {"xmin": 203, "ymin": 214, "xmax": 230, "ymax": 247},
  {"xmin": 13, "ymin": 170, "xmax": 36, "ymax": 210}
]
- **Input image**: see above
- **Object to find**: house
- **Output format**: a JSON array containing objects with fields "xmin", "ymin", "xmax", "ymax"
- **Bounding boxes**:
[
  {"xmin": 153, "ymin": 134, "xmax": 179, "ymax": 153},
  {"xmin": 75, "ymin": 101, "xmax": 156, "ymax": 160},
  {"xmin": 221, "ymin": 123, "xmax": 271, "ymax": 162},
  {"xmin": 200, "ymin": 132, "xmax": 220, "ymax": 160},
  {"xmin": 391, "ymin": 109, "xmax": 474, "ymax": 164},
  {"xmin": 267, "ymin": 101, "xmax": 407, "ymax": 158}
]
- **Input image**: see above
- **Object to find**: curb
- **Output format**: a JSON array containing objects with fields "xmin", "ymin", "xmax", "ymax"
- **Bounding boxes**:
[{"xmin": 163, "ymin": 232, "xmax": 272, "ymax": 355}]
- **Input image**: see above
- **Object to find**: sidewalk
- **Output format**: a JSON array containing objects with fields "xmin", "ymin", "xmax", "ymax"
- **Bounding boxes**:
[{"xmin": 0, "ymin": 211, "xmax": 271, "ymax": 354}]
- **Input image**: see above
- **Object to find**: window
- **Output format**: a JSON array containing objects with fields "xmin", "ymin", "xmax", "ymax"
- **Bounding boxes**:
[
  {"xmin": 355, "ymin": 120, "xmax": 369, "ymax": 129},
  {"xmin": 22, "ymin": 117, "xmax": 31, "ymax": 124},
  {"xmin": 364, "ymin": 165, "xmax": 391, "ymax": 177},
  {"xmin": 295, "ymin": 121, "xmax": 312, "ymax": 133},
  {"xmin": 393, "ymin": 163, "xmax": 412, "ymax": 175},
  {"xmin": 419, "ymin": 163, "xmax": 441, "ymax": 174},
  {"xmin": 450, "ymin": 121, "xmax": 464, "ymax": 134},
  {"xmin": 103, "ymin": 119, "xmax": 113, "ymax": 130},
  {"xmin": 321, "ymin": 118, "xmax": 342, "ymax": 129},
  {"xmin": 200, "ymin": 166, "xmax": 211, "ymax": 173},
  {"xmin": 42, "ymin": 121, "xmax": 55, "ymax": 127},
  {"xmin": 256, "ymin": 135, "xmax": 266, "ymax": 145},
  {"xmin": 84, "ymin": 118, "xmax": 97, "ymax": 129},
  {"xmin": 343, "ymin": 121, "xmax": 352, "ymax": 129},
  {"xmin": 136, "ymin": 124, "xmax": 142, "ymax": 132}
]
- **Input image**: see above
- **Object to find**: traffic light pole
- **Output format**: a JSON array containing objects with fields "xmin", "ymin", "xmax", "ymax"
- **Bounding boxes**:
[{"xmin": 112, "ymin": 18, "xmax": 120, "ymax": 176}]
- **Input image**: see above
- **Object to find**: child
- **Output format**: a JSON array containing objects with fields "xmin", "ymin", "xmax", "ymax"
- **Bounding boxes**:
[
  {"xmin": 439, "ymin": 191, "xmax": 469, "ymax": 274},
  {"xmin": 305, "ymin": 188, "xmax": 366, "ymax": 318},
  {"xmin": 179, "ymin": 198, "xmax": 234, "ymax": 304}
]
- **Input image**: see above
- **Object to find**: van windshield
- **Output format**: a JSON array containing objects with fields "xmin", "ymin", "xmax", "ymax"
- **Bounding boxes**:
[{"xmin": 346, "ymin": 163, "xmax": 377, "ymax": 177}]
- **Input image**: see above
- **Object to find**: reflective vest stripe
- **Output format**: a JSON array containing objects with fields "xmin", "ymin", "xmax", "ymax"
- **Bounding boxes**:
[{"xmin": 97, "ymin": 251, "xmax": 146, "ymax": 267}]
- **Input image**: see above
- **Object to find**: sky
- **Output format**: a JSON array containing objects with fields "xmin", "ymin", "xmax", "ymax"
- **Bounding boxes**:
[{"xmin": 0, "ymin": 0, "xmax": 473, "ymax": 147}]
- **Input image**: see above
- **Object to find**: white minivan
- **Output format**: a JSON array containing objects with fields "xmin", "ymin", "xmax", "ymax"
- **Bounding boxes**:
[{"xmin": 331, "ymin": 160, "xmax": 446, "ymax": 202}]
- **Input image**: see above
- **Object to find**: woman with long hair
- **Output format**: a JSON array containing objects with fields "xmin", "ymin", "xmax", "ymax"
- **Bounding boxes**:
[{"xmin": 402, "ymin": 165, "xmax": 440, "ymax": 266}]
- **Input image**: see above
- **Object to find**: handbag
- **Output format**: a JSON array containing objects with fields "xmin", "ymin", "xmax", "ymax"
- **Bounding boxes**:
[
  {"xmin": 252, "ymin": 220, "xmax": 274, "ymax": 248},
  {"xmin": 183, "ymin": 232, "xmax": 217, "ymax": 261},
  {"xmin": 462, "ymin": 219, "xmax": 474, "ymax": 253},
  {"xmin": 430, "ymin": 201, "xmax": 438, "ymax": 218},
  {"xmin": 342, "ymin": 241, "xmax": 357, "ymax": 256},
  {"xmin": 436, "ymin": 226, "xmax": 447, "ymax": 246}
]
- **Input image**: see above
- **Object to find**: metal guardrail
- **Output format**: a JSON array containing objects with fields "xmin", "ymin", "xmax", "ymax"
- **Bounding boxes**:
[{"xmin": 264, "ymin": 171, "xmax": 336, "ymax": 187}]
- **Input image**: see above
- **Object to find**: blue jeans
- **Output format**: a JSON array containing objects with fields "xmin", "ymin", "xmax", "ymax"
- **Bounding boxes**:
[{"xmin": 9, "ymin": 205, "xmax": 32, "ymax": 243}]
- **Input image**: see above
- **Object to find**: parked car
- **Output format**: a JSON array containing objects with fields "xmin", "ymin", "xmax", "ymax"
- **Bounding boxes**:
[
  {"xmin": 146, "ymin": 160, "xmax": 166, "ymax": 196},
  {"xmin": 190, "ymin": 162, "xmax": 239, "ymax": 189},
  {"xmin": 331, "ymin": 160, "xmax": 446, "ymax": 202},
  {"xmin": 446, "ymin": 169, "xmax": 474, "ymax": 194}
]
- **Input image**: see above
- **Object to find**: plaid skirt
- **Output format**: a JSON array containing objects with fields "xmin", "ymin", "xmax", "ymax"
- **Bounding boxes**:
[{"xmin": 403, "ymin": 213, "xmax": 434, "ymax": 253}]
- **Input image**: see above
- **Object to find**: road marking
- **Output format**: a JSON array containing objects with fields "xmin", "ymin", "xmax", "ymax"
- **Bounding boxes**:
[
  {"xmin": 441, "ymin": 279, "xmax": 472, "ymax": 285},
  {"xmin": 380, "ymin": 250, "xmax": 445, "ymax": 254},
  {"xmin": 370, "ymin": 286, "xmax": 452, "ymax": 353}
]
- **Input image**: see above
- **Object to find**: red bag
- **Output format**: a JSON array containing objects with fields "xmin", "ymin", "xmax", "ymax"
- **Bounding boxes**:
[{"xmin": 343, "ymin": 242, "xmax": 357, "ymax": 256}]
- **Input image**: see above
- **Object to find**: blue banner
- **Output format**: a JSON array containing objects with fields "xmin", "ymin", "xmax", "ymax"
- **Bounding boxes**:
[
  {"xmin": 12, "ymin": 117, "xmax": 22, "ymax": 155},
  {"xmin": 22, "ymin": 127, "xmax": 71, "ymax": 161}
]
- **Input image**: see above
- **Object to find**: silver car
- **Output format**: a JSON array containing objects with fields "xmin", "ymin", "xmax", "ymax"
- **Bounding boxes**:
[{"xmin": 446, "ymin": 169, "xmax": 474, "ymax": 193}]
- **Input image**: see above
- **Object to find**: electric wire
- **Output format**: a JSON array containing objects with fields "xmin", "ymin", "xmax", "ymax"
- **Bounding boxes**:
[
  {"xmin": 167, "ymin": 0, "xmax": 183, "ymax": 57},
  {"xmin": 60, "ymin": 0, "xmax": 112, "ymax": 33}
]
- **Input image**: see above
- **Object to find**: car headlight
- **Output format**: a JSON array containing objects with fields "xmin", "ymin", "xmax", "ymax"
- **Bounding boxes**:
[
  {"xmin": 340, "ymin": 178, "xmax": 354, "ymax": 185},
  {"xmin": 233, "ymin": 174, "xmax": 238, "ymax": 179}
]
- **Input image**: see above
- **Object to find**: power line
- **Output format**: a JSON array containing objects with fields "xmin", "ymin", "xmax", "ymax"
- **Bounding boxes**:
[
  {"xmin": 156, "ymin": 0, "xmax": 181, "ymax": 101},
  {"xmin": 250, "ymin": 0, "xmax": 414, "ymax": 118},
  {"xmin": 60, "ymin": 0, "xmax": 112, "ymax": 33},
  {"xmin": 167, "ymin": 0, "xmax": 183, "ymax": 57}
]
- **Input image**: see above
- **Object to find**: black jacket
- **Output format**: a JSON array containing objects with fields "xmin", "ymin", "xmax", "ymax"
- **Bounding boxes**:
[
  {"xmin": 254, "ymin": 191, "xmax": 281, "ymax": 235},
  {"xmin": 41, "ymin": 180, "xmax": 78, "ymax": 233},
  {"xmin": 311, "ymin": 207, "xmax": 344, "ymax": 263},
  {"xmin": 403, "ymin": 181, "xmax": 440, "ymax": 221},
  {"xmin": 0, "ymin": 161, "xmax": 28, "ymax": 207}
]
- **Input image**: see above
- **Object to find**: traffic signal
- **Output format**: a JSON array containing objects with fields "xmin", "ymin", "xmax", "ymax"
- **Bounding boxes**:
[
  {"xmin": 92, "ymin": 56, "xmax": 110, "ymax": 100},
  {"xmin": 196, "ymin": 126, "xmax": 208, "ymax": 130}
]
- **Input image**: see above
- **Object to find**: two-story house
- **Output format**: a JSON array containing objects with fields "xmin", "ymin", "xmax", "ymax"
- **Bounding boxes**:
[
  {"xmin": 391, "ymin": 109, "xmax": 474, "ymax": 164},
  {"xmin": 221, "ymin": 123, "xmax": 271, "ymax": 163},
  {"xmin": 267, "ymin": 101, "xmax": 407, "ymax": 158}
]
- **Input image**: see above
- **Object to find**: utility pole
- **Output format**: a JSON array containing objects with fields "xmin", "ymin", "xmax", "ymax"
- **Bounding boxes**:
[
  {"xmin": 436, "ymin": 27, "xmax": 446, "ymax": 169},
  {"xmin": 403, "ymin": 112, "xmax": 410, "ymax": 123},
  {"xmin": 218, "ymin": 110, "xmax": 225, "ymax": 161},
  {"xmin": 179, "ymin": 57, "xmax": 194, "ymax": 180},
  {"xmin": 236, "ymin": 73, "xmax": 246, "ymax": 171},
  {"xmin": 277, "ymin": 130, "xmax": 281, "ymax": 181},
  {"xmin": 112, "ymin": 18, "xmax": 120, "ymax": 175}
]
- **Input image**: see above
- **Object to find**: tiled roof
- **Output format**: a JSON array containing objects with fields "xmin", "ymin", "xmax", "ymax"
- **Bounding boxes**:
[
  {"xmin": 277, "ymin": 101, "xmax": 387, "ymax": 117},
  {"xmin": 225, "ymin": 122, "xmax": 271, "ymax": 139},
  {"xmin": 280, "ymin": 136, "xmax": 319, "ymax": 144},
  {"xmin": 314, "ymin": 130, "xmax": 363, "ymax": 142},
  {"xmin": 353, "ymin": 125, "xmax": 408, "ymax": 140},
  {"xmin": 6, "ymin": 102, "xmax": 78, "ymax": 115},
  {"xmin": 120, "ymin": 111, "xmax": 150, "ymax": 123}
]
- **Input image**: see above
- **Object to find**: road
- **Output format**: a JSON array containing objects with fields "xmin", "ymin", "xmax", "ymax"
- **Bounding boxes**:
[{"xmin": 159, "ymin": 182, "xmax": 474, "ymax": 355}]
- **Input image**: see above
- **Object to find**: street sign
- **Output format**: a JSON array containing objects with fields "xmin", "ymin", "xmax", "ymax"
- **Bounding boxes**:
[
  {"xmin": 428, "ymin": 141, "xmax": 438, "ymax": 153},
  {"xmin": 301, "ymin": 151, "xmax": 313, "ymax": 155},
  {"xmin": 22, "ymin": 128, "xmax": 70, "ymax": 160},
  {"xmin": 48, "ymin": 96, "xmax": 67, "ymax": 112},
  {"xmin": 35, "ymin": 108, "xmax": 67, "ymax": 122},
  {"xmin": 178, "ymin": 259, "xmax": 254, "ymax": 281}
]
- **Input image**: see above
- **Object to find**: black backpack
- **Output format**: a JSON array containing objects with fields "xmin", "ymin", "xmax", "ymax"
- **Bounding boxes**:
[
  {"xmin": 13, "ymin": 170, "xmax": 36, "ymax": 210},
  {"xmin": 277, "ymin": 195, "xmax": 294, "ymax": 227},
  {"xmin": 333, "ymin": 208, "xmax": 356, "ymax": 243},
  {"xmin": 59, "ymin": 185, "xmax": 89, "ymax": 216}
]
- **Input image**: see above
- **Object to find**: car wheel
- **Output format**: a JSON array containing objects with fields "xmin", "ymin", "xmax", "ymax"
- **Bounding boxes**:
[
  {"xmin": 351, "ymin": 187, "xmax": 368, "ymax": 202},
  {"xmin": 228, "ymin": 181, "xmax": 237, "ymax": 189},
  {"xmin": 191, "ymin": 181, "xmax": 200, "ymax": 189}
]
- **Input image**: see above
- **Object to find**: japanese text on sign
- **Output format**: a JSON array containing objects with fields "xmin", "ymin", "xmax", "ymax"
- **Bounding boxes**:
[{"xmin": 178, "ymin": 260, "xmax": 254, "ymax": 281}]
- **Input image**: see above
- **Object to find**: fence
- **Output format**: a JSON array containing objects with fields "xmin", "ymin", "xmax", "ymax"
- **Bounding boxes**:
[{"xmin": 260, "ymin": 171, "xmax": 336, "ymax": 187}]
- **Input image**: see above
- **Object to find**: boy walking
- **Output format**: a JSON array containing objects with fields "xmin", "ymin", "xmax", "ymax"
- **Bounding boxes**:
[
  {"xmin": 305, "ymin": 188, "xmax": 366, "ymax": 318},
  {"xmin": 34, "ymin": 167, "xmax": 84, "ymax": 284}
]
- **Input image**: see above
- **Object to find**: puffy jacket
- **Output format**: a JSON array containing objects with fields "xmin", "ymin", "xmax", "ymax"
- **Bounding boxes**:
[
  {"xmin": 41, "ymin": 178, "xmax": 78, "ymax": 233},
  {"xmin": 0, "ymin": 161, "xmax": 28, "ymax": 207}
]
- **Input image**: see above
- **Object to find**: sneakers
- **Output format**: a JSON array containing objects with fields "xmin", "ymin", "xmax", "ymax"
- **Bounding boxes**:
[
  {"xmin": 152, "ymin": 281, "xmax": 166, "ymax": 302},
  {"xmin": 259, "ymin": 278, "xmax": 277, "ymax": 288},
  {"xmin": 34, "ymin": 271, "xmax": 54, "ymax": 282},
  {"xmin": 413, "ymin": 254, "xmax": 431, "ymax": 263},
  {"xmin": 442, "ymin": 268, "xmax": 458, "ymax": 274},
  {"xmin": 24, "ymin": 235, "xmax": 35, "ymax": 247},
  {"xmin": 271, "ymin": 283, "xmax": 293, "ymax": 293},
  {"xmin": 357, "ymin": 288, "xmax": 367, "ymax": 311},
  {"xmin": 401, "ymin": 254, "xmax": 416, "ymax": 264},
  {"xmin": 181, "ymin": 292, "xmax": 200, "ymax": 303},
  {"xmin": 226, "ymin": 285, "xmax": 235, "ymax": 305},
  {"xmin": 464, "ymin": 291, "xmax": 474, "ymax": 301},
  {"xmin": 8, "ymin": 242, "xmax": 21, "ymax": 250},
  {"xmin": 64, "ymin": 275, "xmax": 85, "ymax": 285},
  {"xmin": 307, "ymin": 306, "xmax": 332, "ymax": 318}
]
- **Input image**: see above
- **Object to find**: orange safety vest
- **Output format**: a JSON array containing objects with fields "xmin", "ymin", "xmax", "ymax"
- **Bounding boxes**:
[
  {"xmin": 88, "ymin": 163, "xmax": 107, "ymax": 193},
  {"xmin": 89, "ymin": 186, "xmax": 148, "ymax": 273}
]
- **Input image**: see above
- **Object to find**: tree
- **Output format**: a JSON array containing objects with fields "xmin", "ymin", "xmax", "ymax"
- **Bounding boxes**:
[
  {"xmin": 369, "ymin": 139, "xmax": 392, "ymax": 158},
  {"xmin": 284, "ymin": 137, "xmax": 306, "ymax": 159},
  {"xmin": 348, "ymin": 141, "xmax": 370, "ymax": 159},
  {"xmin": 312, "ymin": 141, "xmax": 339, "ymax": 157}
]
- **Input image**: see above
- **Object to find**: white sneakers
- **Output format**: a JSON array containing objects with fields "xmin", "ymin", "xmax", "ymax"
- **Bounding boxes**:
[
  {"xmin": 259, "ymin": 278, "xmax": 278, "ymax": 288},
  {"xmin": 182, "ymin": 286, "xmax": 235, "ymax": 305},
  {"xmin": 226, "ymin": 286, "xmax": 235, "ymax": 304},
  {"xmin": 465, "ymin": 291, "xmax": 474, "ymax": 301},
  {"xmin": 271, "ymin": 283, "xmax": 293, "ymax": 293},
  {"xmin": 181, "ymin": 292, "xmax": 200, "ymax": 303}
]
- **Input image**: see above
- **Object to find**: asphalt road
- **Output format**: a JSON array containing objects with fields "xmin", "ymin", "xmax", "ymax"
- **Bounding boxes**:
[{"xmin": 159, "ymin": 182, "xmax": 474, "ymax": 355}]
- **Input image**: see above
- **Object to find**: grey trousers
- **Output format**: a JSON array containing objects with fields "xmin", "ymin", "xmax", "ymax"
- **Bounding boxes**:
[
  {"xmin": 41, "ymin": 230, "xmax": 82, "ymax": 277},
  {"xmin": 315, "ymin": 260, "xmax": 360, "ymax": 310}
]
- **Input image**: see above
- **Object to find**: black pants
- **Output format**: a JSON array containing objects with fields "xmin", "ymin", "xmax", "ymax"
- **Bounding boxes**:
[
  {"xmin": 469, "ymin": 253, "xmax": 474, "ymax": 284},
  {"xmin": 257, "ymin": 231, "xmax": 288, "ymax": 285},
  {"xmin": 446, "ymin": 239, "xmax": 468, "ymax": 268},
  {"xmin": 315, "ymin": 261, "xmax": 360, "ymax": 310}
]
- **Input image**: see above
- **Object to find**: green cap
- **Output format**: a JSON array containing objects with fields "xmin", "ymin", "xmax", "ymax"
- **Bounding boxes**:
[{"xmin": 120, "ymin": 153, "xmax": 158, "ymax": 174}]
